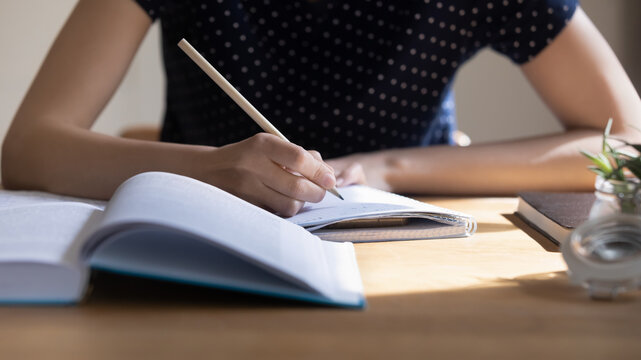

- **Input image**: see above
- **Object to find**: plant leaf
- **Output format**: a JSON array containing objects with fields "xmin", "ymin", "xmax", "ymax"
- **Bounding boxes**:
[
  {"xmin": 603, "ymin": 118, "xmax": 613, "ymax": 153},
  {"xmin": 580, "ymin": 150, "xmax": 600, "ymax": 164},
  {"xmin": 587, "ymin": 166, "xmax": 608, "ymax": 178},
  {"xmin": 612, "ymin": 168, "xmax": 626, "ymax": 181},
  {"xmin": 581, "ymin": 150, "xmax": 613, "ymax": 175},
  {"xmin": 596, "ymin": 152, "xmax": 614, "ymax": 173},
  {"xmin": 615, "ymin": 148, "xmax": 638, "ymax": 159},
  {"xmin": 624, "ymin": 158, "xmax": 641, "ymax": 180}
]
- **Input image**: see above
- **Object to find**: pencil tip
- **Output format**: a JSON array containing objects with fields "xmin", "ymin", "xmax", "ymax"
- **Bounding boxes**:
[{"xmin": 329, "ymin": 188, "xmax": 344, "ymax": 200}]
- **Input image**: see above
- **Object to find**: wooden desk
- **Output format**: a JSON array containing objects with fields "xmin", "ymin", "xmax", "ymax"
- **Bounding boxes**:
[{"xmin": 1, "ymin": 197, "xmax": 640, "ymax": 359}]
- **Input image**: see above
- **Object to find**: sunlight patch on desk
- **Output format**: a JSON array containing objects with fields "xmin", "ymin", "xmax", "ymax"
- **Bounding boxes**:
[{"xmin": 355, "ymin": 236, "xmax": 567, "ymax": 297}]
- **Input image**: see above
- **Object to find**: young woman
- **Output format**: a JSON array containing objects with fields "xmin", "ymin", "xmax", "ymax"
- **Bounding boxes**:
[{"xmin": 3, "ymin": 0, "xmax": 641, "ymax": 216}]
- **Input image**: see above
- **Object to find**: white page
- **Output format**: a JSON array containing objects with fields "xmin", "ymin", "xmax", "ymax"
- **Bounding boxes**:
[
  {"xmin": 84, "ymin": 172, "xmax": 335, "ymax": 296},
  {"xmin": 90, "ymin": 227, "xmax": 364, "ymax": 306},
  {"xmin": 319, "ymin": 241, "xmax": 364, "ymax": 305},
  {"xmin": 0, "ymin": 190, "xmax": 106, "ymax": 211},
  {"xmin": 91, "ymin": 228, "xmax": 318, "ymax": 297},
  {"xmin": 288, "ymin": 185, "xmax": 473, "ymax": 227},
  {"xmin": 0, "ymin": 203, "xmax": 97, "ymax": 303},
  {"xmin": 290, "ymin": 202, "xmax": 415, "ymax": 228},
  {"xmin": 0, "ymin": 203, "xmax": 99, "ymax": 266}
]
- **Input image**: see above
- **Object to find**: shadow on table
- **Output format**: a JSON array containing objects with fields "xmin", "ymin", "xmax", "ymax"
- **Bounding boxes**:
[
  {"xmin": 84, "ymin": 266, "xmax": 641, "ymax": 310},
  {"xmin": 7, "ymin": 270, "xmax": 641, "ymax": 360},
  {"xmin": 503, "ymin": 213, "xmax": 560, "ymax": 253},
  {"xmin": 84, "ymin": 269, "xmax": 320, "ymax": 309}
]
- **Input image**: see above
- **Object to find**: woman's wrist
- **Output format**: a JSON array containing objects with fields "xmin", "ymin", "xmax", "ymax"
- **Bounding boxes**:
[{"xmin": 184, "ymin": 145, "xmax": 223, "ymax": 186}]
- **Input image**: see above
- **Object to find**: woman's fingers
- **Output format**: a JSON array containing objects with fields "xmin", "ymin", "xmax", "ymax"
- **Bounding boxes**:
[
  {"xmin": 259, "ymin": 135, "xmax": 336, "ymax": 189},
  {"xmin": 208, "ymin": 134, "xmax": 336, "ymax": 215},
  {"xmin": 308, "ymin": 150, "xmax": 322, "ymax": 161},
  {"xmin": 336, "ymin": 163, "xmax": 367, "ymax": 187},
  {"xmin": 308, "ymin": 150, "xmax": 335, "ymax": 174},
  {"xmin": 242, "ymin": 181, "xmax": 306, "ymax": 217},
  {"xmin": 258, "ymin": 186, "xmax": 306, "ymax": 218},
  {"xmin": 262, "ymin": 160, "xmax": 327, "ymax": 203}
]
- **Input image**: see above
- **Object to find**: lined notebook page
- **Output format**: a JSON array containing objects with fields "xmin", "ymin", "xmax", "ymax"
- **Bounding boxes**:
[{"xmin": 288, "ymin": 185, "xmax": 470, "ymax": 228}]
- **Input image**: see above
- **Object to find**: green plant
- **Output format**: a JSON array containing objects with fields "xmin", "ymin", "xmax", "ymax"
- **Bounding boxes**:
[{"xmin": 581, "ymin": 118, "xmax": 641, "ymax": 182}]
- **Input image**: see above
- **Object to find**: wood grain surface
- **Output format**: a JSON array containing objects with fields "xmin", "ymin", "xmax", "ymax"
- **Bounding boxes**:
[{"xmin": 1, "ymin": 197, "xmax": 639, "ymax": 360}]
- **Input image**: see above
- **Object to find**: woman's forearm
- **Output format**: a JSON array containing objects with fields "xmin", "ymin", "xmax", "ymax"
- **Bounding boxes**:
[
  {"xmin": 340, "ymin": 128, "xmax": 623, "ymax": 195},
  {"xmin": 2, "ymin": 122, "xmax": 211, "ymax": 199},
  {"xmin": 2, "ymin": 120, "xmax": 336, "ymax": 216}
]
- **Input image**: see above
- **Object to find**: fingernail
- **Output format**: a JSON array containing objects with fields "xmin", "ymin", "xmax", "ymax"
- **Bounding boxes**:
[{"xmin": 321, "ymin": 173, "xmax": 335, "ymax": 188}]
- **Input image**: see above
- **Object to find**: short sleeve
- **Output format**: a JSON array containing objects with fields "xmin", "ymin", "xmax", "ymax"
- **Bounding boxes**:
[
  {"xmin": 482, "ymin": 0, "xmax": 579, "ymax": 64},
  {"xmin": 132, "ymin": 0, "xmax": 167, "ymax": 22}
]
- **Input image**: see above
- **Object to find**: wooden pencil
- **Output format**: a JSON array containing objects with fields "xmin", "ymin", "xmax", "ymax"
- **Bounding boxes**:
[{"xmin": 178, "ymin": 38, "xmax": 344, "ymax": 201}]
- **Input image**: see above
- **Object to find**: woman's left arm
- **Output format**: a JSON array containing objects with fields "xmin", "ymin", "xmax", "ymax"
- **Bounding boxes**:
[{"xmin": 329, "ymin": 8, "xmax": 641, "ymax": 195}]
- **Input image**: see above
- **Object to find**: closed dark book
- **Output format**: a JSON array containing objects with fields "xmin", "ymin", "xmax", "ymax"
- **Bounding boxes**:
[{"xmin": 516, "ymin": 192, "xmax": 595, "ymax": 245}]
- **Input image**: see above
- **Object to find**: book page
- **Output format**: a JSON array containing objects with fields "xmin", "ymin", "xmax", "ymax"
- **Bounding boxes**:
[
  {"xmin": 84, "ymin": 172, "xmax": 336, "ymax": 296},
  {"xmin": 0, "ymin": 190, "xmax": 106, "ymax": 211},
  {"xmin": 0, "ymin": 203, "xmax": 99, "ymax": 266},
  {"xmin": 0, "ymin": 203, "xmax": 97, "ymax": 303},
  {"xmin": 91, "ymin": 227, "xmax": 363, "ymax": 306},
  {"xmin": 319, "ymin": 241, "xmax": 364, "ymax": 306}
]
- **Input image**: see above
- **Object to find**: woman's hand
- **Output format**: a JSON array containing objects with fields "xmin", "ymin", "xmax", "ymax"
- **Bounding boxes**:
[
  {"xmin": 328, "ymin": 161, "xmax": 367, "ymax": 188},
  {"xmin": 199, "ymin": 133, "xmax": 337, "ymax": 217},
  {"xmin": 325, "ymin": 152, "xmax": 393, "ymax": 191}
]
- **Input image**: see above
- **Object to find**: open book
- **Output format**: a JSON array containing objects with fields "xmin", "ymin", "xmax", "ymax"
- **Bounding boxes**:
[
  {"xmin": 288, "ymin": 186, "xmax": 476, "ymax": 242},
  {"xmin": 0, "ymin": 172, "xmax": 364, "ymax": 307}
]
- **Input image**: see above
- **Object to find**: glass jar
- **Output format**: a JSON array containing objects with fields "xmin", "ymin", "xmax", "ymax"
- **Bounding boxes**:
[
  {"xmin": 563, "ymin": 214, "xmax": 641, "ymax": 300},
  {"xmin": 589, "ymin": 177, "xmax": 641, "ymax": 219},
  {"xmin": 563, "ymin": 177, "xmax": 641, "ymax": 300}
]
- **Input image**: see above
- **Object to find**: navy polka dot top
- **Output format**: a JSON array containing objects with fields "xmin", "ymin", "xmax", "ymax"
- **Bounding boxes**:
[{"xmin": 134, "ymin": 0, "xmax": 577, "ymax": 158}]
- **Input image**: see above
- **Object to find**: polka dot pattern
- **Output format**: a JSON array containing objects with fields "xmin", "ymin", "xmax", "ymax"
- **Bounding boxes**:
[
  {"xmin": 484, "ymin": 0, "xmax": 578, "ymax": 63},
  {"xmin": 134, "ymin": 0, "xmax": 577, "ymax": 158}
]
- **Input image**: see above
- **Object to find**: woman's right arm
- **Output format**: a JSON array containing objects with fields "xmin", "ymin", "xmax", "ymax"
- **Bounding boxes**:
[{"xmin": 1, "ymin": 0, "xmax": 335, "ymax": 216}]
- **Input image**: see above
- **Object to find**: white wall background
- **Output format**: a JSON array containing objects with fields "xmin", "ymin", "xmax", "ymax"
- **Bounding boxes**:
[
  {"xmin": 0, "ymin": 0, "xmax": 639, "ymax": 160},
  {"xmin": 454, "ymin": 0, "xmax": 641, "ymax": 143},
  {"xmin": 0, "ymin": 0, "xmax": 164, "ymax": 143}
]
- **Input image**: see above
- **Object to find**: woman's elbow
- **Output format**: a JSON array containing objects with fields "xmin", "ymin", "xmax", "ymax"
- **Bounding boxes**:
[{"xmin": 1, "ymin": 123, "xmax": 44, "ymax": 190}]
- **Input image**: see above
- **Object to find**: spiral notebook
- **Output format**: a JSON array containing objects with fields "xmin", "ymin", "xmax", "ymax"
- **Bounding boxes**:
[{"xmin": 288, "ymin": 185, "xmax": 477, "ymax": 242}]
